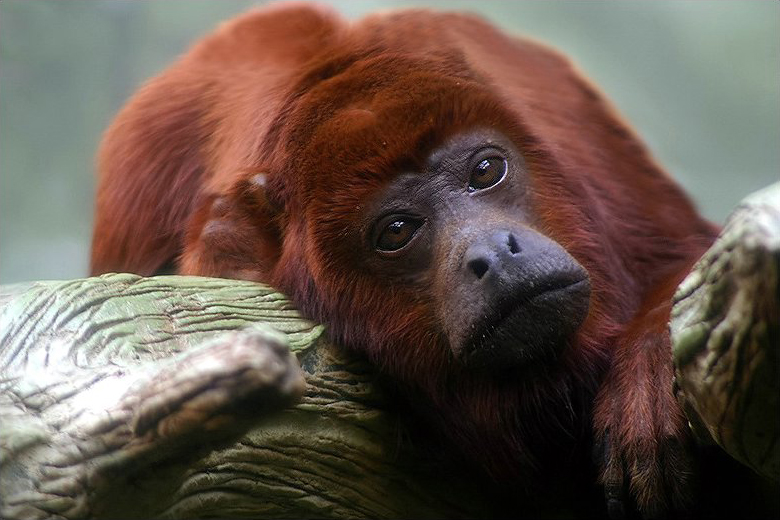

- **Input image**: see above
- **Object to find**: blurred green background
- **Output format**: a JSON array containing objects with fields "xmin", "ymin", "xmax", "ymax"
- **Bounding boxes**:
[{"xmin": 1, "ymin": 1, "xmax": 778, "ymax": 283}]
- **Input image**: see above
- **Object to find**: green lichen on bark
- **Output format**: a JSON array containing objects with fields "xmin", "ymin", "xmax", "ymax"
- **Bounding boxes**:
[{"xmin": 671, "ymin": 183, "xmax": 780, "ymax": 481}]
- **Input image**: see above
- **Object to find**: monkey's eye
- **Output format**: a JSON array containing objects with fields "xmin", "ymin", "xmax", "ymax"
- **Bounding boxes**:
[
  {"xmin": 376, "ymin": 217, "xmax": 422, "ymax": 252},
  {"xmin": 468, "ymin": 157, "xmax": 507, "ymax": 191}
]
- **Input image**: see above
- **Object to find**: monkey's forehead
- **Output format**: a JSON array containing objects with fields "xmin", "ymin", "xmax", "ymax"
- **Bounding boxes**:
[{"xmin": 261, "ymin": 53, "xmax": 524, "ymax": 210}]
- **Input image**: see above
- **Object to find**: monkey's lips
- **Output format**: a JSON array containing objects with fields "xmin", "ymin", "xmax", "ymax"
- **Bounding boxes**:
[{"xmin": 461, "ymin": 277, "xmax": 591, "ymax": 371}]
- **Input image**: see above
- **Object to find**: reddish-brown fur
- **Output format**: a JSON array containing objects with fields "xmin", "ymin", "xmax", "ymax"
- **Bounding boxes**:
[{"xmin": 92, "ymin": 3, "xmax": 719, "ymax": 515}]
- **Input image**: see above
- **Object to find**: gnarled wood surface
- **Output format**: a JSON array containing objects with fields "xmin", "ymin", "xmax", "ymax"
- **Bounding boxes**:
[{"xmin": 671, "ymin": 182, "xmax": 780, "ymax": 481}]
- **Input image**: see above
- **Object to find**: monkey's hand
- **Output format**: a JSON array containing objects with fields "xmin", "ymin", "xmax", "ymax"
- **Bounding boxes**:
[{"xmin": 593, "ymin": 307, "xmax": 695, "ymax": 519}]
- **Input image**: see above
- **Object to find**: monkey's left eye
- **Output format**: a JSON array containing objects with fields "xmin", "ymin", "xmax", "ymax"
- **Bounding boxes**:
[
  {"xmin": 376, "ymin": 217, "xmax": 422, "ymax": 252},
  {"xmin": 468, "ymin": 157, "xmax": 507, "ymax": 191}
]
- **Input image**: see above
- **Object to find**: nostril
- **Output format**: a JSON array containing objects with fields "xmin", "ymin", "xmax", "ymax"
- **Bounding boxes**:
[
  {"xmin": 468, "ymin": 258, "xmax": 490, "ymax": 279},
  {"xmin": 507, "ymin": 233, "xmax": 521, "ymax": 255}
]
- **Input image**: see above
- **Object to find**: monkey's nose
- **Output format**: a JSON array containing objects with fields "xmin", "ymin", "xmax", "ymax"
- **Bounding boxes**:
[
  {"xmin": 466, "ymin": 257, "xmax": 490, "ymax": 279},
  {"xmin": 463, "ymin": 231, "xmax": 520, "ymax": 281}
]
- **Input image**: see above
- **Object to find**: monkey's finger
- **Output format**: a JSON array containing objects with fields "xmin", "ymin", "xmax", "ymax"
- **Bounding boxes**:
[
  {"xmin": 661, "ymin": 438, "xmax": 695, "ymax": 516},
  {"xmin": 627, "ymin": 452, "xmax": 667, "ymax": 520},
  {"xmin": 599, "ymin": 431, "xmax": 627, "ymax": 520}
]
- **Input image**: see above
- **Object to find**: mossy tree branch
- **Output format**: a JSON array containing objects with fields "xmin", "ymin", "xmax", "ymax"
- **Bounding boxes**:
[{"xmin": 671, "ymin": 182, "xmax": 780, "ymax": 481}]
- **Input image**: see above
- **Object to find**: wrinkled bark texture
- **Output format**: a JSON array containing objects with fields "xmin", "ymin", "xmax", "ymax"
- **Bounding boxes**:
[
  {"xmin": 671, "ymin": 182, "xmax": 780, "ymax": 481},
  {"xmin": 1, "ymin": 183, "xmax": 778, "ymax": 519}
]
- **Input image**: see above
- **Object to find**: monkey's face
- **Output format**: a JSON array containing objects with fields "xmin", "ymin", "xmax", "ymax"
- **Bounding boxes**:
[
  {"xmin": 292, "ymin": 126, "xmax": 590, "ymax": 372},
  {"xmin": 403, "ymin": 128, "xmax": 590, "ymax": 369}
]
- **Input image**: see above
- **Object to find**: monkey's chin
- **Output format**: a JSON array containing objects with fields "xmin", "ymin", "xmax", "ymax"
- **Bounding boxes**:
[{"xmin": 460, "ymin": 279, "xmax": 590, "ymax": 372}]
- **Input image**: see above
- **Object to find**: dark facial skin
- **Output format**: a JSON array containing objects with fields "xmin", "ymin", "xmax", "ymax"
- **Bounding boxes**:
[{"xmin": 361, "ymin": 129, "xmax": 591, "ymax": 371}]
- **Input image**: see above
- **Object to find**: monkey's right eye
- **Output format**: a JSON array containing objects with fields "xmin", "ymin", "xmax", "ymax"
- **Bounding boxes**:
[
  {"xmin": 468, "ymin": 156, "xmax": 507, "ymax": 191},
  {"xmin": 375, "ymin": 217, "xmax": 422, "ymax": 252}
]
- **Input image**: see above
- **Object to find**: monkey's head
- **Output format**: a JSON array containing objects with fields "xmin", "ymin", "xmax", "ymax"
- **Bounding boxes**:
[{"xmin": 179, "ymin": 50, "xmax": 594, "ymax": 386}]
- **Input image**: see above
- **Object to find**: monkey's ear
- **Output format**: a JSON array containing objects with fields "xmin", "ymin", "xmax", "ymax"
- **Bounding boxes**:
[{"xmin": 179, "ymin": 173, "xmax": 282, "ymax": 283}]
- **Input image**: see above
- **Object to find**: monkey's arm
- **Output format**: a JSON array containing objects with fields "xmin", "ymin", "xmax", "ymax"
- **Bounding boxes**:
[{"xmin": 593, "ymin": 278, "xmax": 695, "ymax": 519}]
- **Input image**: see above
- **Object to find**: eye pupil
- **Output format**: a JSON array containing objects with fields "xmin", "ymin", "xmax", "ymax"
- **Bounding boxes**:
[
  {"xmin": 469, "ymin": 156, "xmax": 507, "ymax": 190},
  {"xmin": 376, "ymin": 218, "xmax": 420, "ymax": 252}
]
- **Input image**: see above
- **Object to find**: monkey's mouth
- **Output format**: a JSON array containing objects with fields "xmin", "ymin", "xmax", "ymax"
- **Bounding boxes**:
[{"xmin": 461, "ymin": 278, "xmax": 590, "ymax": 371}]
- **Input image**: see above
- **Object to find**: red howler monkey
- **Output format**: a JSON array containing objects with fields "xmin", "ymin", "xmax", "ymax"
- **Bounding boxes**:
[{"xmin": 91, "ymin": 3, "xmax": 719, "ymax": 517}]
